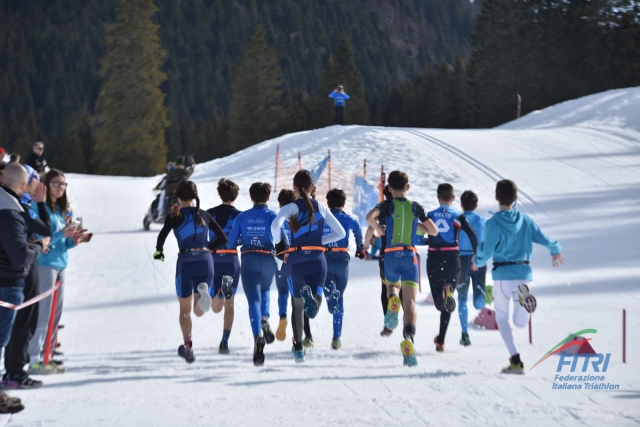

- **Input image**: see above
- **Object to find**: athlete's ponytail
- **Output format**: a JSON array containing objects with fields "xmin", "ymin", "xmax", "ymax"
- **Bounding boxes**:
[
  {"xmin": 194, "ymin": 195, "xmax": 203, "ymax": 226},
  {"xmin": 174, "ymin": 180, "xmax": 204, "ymax": 226},
  {"xmin": 288, "ymin": 169, "xmax": 315, "ymax": 233}
]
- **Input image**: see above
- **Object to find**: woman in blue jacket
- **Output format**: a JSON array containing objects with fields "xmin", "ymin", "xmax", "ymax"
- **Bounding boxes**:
[{"xmin": 28, "ymin": 170, "xmax": 87, "ymax": 375}]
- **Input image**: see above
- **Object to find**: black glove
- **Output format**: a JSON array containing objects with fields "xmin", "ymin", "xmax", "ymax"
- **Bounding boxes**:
[{"xmin": 355, "ymin": 250, "xmax": 366, "ymax": 259}]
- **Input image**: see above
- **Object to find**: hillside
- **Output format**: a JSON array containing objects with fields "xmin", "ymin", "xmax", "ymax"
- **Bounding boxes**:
[{"xmin": 5, "ymin": 88, "xmax": 639, "ymax": 426}]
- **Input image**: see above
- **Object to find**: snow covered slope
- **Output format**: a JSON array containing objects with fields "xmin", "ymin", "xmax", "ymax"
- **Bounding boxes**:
[{"xmin": 4, "ymin": 89, "xmax": 640, "ymax": 426}]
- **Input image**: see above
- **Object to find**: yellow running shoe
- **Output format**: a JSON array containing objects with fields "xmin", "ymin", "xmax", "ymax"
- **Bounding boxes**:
[
  {"xmin": 400, "ymin": 340, "xmax": 418, "ymax": 366},
  {"xmin": 275, "ymin": 317, "xmax": 288, "ymax": 341},
  {"xmin": 384, "ymin": 295, "xmax": 402, "ymax": 329}
]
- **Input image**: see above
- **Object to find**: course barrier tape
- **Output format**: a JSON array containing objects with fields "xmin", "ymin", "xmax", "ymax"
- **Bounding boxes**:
[{"xmin": 0, "ymin": 282, "xmax": 62, "ymax": 310}]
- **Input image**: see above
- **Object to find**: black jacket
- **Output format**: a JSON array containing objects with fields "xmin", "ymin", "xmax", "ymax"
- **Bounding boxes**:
[
  {"xmin": 0, "ymin": 186, "xmax": 42, "ymax": 283},
  {"xmin": 25, "ymin": 152, "xmax": 48, "ymax": 175}
]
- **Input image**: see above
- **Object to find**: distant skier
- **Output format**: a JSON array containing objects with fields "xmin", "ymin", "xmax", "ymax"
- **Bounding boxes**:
[
  {"xmin": 328, "ymin": 85, "xmax": 350, "ymax": 125},
  {"xmin": 474, "ymin": 179, "xmax": 564, "ymax": 374},
  {"xmin": 154, "ymin": 180, "xmax": 228, "ymax": 364}
]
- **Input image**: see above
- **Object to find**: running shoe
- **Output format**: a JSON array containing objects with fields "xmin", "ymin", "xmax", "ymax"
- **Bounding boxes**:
[
  {"xmin": 502, "ymin": 357, "xmax": 525, "ymax": 375},
  {"xmin": 484, "ymin": 285, "xmax": 494, "ymax": 305},
  {"xmin": 2, "ymin": 372, "xmax": 43, "ymax": 390},
  {"xmin": 383, "ymin": 295, "xmax": 401, "ymax": 330},
  {"xmin": 331, "ymin": 338, "xmax": 341, "ymax": 350},
  {"xmin": 460, "ymin": 333, "xmax": 471, "ymax": 347},
  {"xmin": 294, "ymin": 349, "xmax": 305, "ymax": 363},
  {"xmin": 434, "ymin": 336, "xmax": 445, "ymax": 352},
  {"xmin": 301, "ymin": 286, "xmax": 320, "ymax": 318},
  {"xmin": 196, "ymin": 283, "xmax": 212, "ymax": 314},
  {"xmin": 518, "ymin": 284, "xmax": 537, "ymax": 313},
  {"xmin": 253, "ymin": 336, "xmax": 266, "ymax": 366},
  {"xmin": 275, "ymin": 317, "xmax": 288, "ymax": 341},
  {"xmin": 262, "ymin": 319, "xmax": 275, "ymax": 344},
  {"xmin": 400, "ymin": 339, "xmax": 418, "ymax": 366},
  {"xmin": 221, "ymin": 275, "xmax": 234, "ymax": 300},
  {"xmin": 380, "ymin": 326, "xmax": 393, "ymax": 337},
  {"xmin": 442, "ymin": 284, "xmax": 456, "ymax": 312},
  {"xmin": 303, "ymin": 336, "xmax": 314, "ymax": 348},
  {"xmin": 28, "ymin": 361, "xmax": 61, "ymax": 375},
  {"xmin": 326, "ymin": 289, "xmax": 341, "ymax": 314},
  {"xmin": 0, "ymin": 392, "xmax": 24, "ymax": 414},
  {"xmin": 218, "ymin": 341, "xmax": 230, "ymax": 355},
  {"xmin": 178, "ymin": 344, "xmax": 196, "ymax": 364}
]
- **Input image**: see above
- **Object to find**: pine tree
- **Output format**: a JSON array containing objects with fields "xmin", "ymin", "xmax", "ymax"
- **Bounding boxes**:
[
  {"xmin": 447, "ymin": 56, "xmax": 473, "ymax": 128},
  {"xmin": 228, "ymin": 26, "xmax": 285, "ymax": 151},
  {"xmin": 333, "ymin": 35, "xmax": 371, "ymax": 125},
  {"xmin": 312, "ymin": 55, "xmax": 338, "ymax": 128},
  {"xmin": 92, "ymin": 0, "xmax": 169, "ymax": 176}
]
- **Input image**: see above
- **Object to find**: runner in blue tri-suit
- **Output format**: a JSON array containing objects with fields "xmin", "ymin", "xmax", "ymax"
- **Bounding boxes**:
[
  {"xmin": 271, "ymin": 170, "xmax": 345, "ymax": 363},
  {"xmin": 225, "ymin": 182, "xmax": 288, "ymax": 366},
  {"xmin": 154, "ymin": 180, "xmax": 228, "ymax": 364},
  {"xmin": 274, "ymin": 189, "xmax": 295, "ymax": 342},
  {"xmin": 322, "ymin": 189, "xmax": 365, "ymax": 350},
  {"xmin": 206, "ymin": 178, "xmax": 242, "ymax": 355}
]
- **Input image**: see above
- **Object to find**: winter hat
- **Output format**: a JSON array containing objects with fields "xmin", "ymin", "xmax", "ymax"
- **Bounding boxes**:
[{"xmin": 24, "ymin": 164, "xmax": 38, "ymax": 184}]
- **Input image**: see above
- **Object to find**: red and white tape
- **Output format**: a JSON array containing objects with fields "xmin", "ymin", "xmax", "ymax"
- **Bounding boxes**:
[{"xmin": 0, "ymin": 282, "xmax": 62, "ymax": 310}]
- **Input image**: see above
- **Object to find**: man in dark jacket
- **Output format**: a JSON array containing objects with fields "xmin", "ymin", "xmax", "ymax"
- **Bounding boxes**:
[
  {"xmin": 0, "ymin": 163, "xmax": 44, "ymax": 413},
  {"xmin": 3, "ymin": 165, "xmax": 51, "ymax": 390},
  {"xmin": 25, "ymin": 142, "xmax": 48, "ymax": 178}
]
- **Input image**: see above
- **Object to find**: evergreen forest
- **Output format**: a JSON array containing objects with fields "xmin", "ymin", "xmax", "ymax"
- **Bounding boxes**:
[{"xmin": 0, "ymin": 0, "xmax": 638, "ymax": 175}]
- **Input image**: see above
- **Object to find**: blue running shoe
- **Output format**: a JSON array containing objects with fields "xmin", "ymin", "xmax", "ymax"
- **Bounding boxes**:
[
  {"xmin": 221, "ymin": 275, "xmax": 234, "ymax": 300},
  {"xmin": 383, "ymin": 295, "xmax": 401, "ymax": 330},
  {"xmin": 326, "ymin": 289, "xmax": 341, "ymax": 314},
  {"xmin": 178, "ymin": 345, "xmax": 195, "ymax": 364},
  {"xmin": 301, "ymin": 286, "xmax": 320, "ymax": 319},
  {"xmin": 294, "ymin": 349, "xmax": 305, "ymax": 363}
]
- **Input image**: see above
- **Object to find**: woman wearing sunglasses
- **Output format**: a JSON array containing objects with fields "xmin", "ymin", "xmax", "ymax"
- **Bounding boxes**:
[{"xmin": 28, "ymin": 169, "xmax": 89, "ymax": 375}]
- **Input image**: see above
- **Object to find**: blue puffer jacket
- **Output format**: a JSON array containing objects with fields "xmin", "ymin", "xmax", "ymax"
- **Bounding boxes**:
[
  {"xmin": 32, "ymin": 203, "xmax": 75, "ymax": 270},
  {"xmin": 475, "ymin": 209, "xmax": 561, "ymax": 280}
]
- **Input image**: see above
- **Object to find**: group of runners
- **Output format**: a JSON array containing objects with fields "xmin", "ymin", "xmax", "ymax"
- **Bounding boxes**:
[{"xmin": 154, "ymin": 169, "xmax": 564, "ymax": 374}]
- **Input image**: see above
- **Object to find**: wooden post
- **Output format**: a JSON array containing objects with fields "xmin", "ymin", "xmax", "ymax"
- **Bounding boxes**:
[
  {"xmin": 328, "ymin": 149, "xmax": 331, "ymax": 189},
  {"xmin": 529, "ymin": 316, "xmax": 532, "ymax": 344},
  {"xmin": 298, "ymin": 152, "xmax": 301, "ymax": 170},
  {"xmin": 363, "ymin": 159, "xmax": 367, "ymax": 179},
  {"xmin": 274, "ymin": 144, "xmax": 280, "ymax": 192},
  {"xmin": 517, "ymin": 94, "xmax": 522, "ymax": 119},
  {"xmin": 379, "ymin": 165, "xmax": 385, "ymax": 202}
]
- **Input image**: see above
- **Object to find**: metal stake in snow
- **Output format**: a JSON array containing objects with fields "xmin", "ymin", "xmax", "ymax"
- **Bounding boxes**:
[
  {"xmin": 529, "ymin": 316, "xmax": 532, "ymax": 344},
  {"xmin": 43, "ymin": 279, "xmax": 62, "ymax": 365},
  {"xmin": 274, "ymin": 144, "xmax": 280, "ymax": 192},
  {"xmin": 517, "ymin": 94, "xmax": 522, "ymax": 119},
  {"xmin": 623, "ymin": 309, "xmax": 627, "ymax": 363}
]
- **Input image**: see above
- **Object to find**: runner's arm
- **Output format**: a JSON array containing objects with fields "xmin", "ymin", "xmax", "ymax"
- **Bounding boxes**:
[
  {"xmin": 459, "ymin": 215, "xmax": 478, "ymax": 253},
  {"xmin": 271, "ymin": 203, "xmax": 298, "ymax": 245},
  {"xmin": 319, "ymin": 203, "xmax": 346, "ymax": 245},
  {"xmin": 205, "ymin": 211, "xmax": 228, "ymax": 250}
]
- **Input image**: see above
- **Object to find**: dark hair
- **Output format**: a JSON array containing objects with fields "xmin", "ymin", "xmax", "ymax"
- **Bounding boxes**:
[
  {"xmin": 173, "ymin": 180, "xmax": 203, "ymax": 226},
  {"xmin": 217, "ymin": 178, "xmax": 239, "ymax": 202},
  {"xmin": 9, "ymin": 153, "xmax": 19, "ymax": 163},
  {"xmin": 44, "ymin": 169, "xmax": 69, "ymax": 212},
  {"xmin": 326, "ymin": 188, "xmax": 346, "ymax": 209},
  {"xmin": 460, "ymin": 190, "xmax": 478, "ymax": 211},
  {"xmin": 277, "ymin": 188, "xmax": 295, "ymax": 207},
  {"xmin": 289, "ymin": 169, "xmax": 315, "ymax": 233},
  {"xmin": 496, "ymin": 179, "xmax": 518, "ymax": 206},
  {"xmin": 383, "ymin": 185, "xmax": 393, "ymax": 201},
  {"xmin": 388, "ymin": 170, "xmax": 409, "ymax": 191},
  {"xmin": 437, "ymin": 183, "xmax": 455, "ymax": 202},
  {"xmin": 249, "ymin": 182, "xmax": 271, "ymax": 204}
]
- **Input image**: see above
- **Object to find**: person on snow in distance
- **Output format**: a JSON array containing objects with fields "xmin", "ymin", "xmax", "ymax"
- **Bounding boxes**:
[{"xmin": 329, "ymin": 85, "xmax": 350, "ymax": 125}]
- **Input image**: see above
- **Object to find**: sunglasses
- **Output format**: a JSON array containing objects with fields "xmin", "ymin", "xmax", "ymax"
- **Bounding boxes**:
[{"xmin": 51, "ymin": 181, "xmax": 68, "ymax": 188}]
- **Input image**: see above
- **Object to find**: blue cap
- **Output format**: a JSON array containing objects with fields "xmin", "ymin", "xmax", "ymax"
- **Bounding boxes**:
[{"xmin": 23, "ymin": 164, "xmax": 38, "ymax": 184}]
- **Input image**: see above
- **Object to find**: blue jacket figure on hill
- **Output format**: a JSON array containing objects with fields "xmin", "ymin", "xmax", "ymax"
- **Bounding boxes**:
[
  {"xmin": 328, "ymin": 85, "xmax": 350, "ymax": 125},
  {"xmin": 474, "ymin": 179, "xmax": 564, "ymax": 375}
]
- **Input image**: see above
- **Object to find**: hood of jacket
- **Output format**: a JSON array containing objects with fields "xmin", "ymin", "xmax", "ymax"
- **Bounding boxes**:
[
  {"xmin": 0, "ymin": 186, "xmax": 24, "ymax": 213},
  {"xmin": 490, "ymin": 209, "xmax": 524, "ymax": 234}
]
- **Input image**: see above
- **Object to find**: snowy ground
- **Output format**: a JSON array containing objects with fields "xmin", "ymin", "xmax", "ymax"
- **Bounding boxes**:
[{"xmin": 3, "ymin": 87, "xmax": 640, "ymax": 426}]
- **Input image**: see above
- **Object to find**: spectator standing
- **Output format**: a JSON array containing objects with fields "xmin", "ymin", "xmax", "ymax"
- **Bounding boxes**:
[
  {"xmin": 328, "ymin": 85, "xmax": 350, "ymax": 125},
  {"xmin": 0, "ymin": 163, "xmax": 45, "ymax": 413},
  {"xmin": 25, "ymin": 142, "xmax": 48, "ymax": 178}
]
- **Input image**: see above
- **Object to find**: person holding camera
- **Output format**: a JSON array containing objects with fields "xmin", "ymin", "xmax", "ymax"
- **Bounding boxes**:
[{"xmin": 328, "ymin": 85, "xmax": 350, "ymax": 125}]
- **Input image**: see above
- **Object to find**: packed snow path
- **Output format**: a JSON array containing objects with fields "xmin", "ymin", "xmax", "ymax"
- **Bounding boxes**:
[{"xmin": 4, "ymin": 88, "xmax": 640, "ymax": 426}]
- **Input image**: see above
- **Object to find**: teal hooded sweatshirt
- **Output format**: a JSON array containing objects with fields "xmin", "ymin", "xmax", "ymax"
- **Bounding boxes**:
[{"xmin": 475, "ymin": 209, "xmax": 561, "ymax": 281}]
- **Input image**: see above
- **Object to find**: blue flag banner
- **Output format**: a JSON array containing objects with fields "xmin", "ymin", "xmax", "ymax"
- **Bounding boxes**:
[
  {"xmin": 311, "ymin": 156, "xmax": 329, "ymax": 183},
  {"xmin": 353, "ymin": 176, "xmax": 379, "ymax": 227}
]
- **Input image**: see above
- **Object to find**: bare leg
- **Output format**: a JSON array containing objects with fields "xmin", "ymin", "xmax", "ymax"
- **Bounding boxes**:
[
  {"xmin": 192, "ymin": 294, "xmax": 204, "ymax": 317},
  {"xmin": 178, "ymin": 296, "xmax": 193, "ymax": 338},
  {"xmin": 212, "ymin": 296, "xmax": 224, "ymax": 314},
  {"xmin": 402, "ymin": 286, "xmax": 418, "ymax": 325},
  {"xmin": 223, "ymin": 296, "xmax": 235, "ymax": 331}
]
